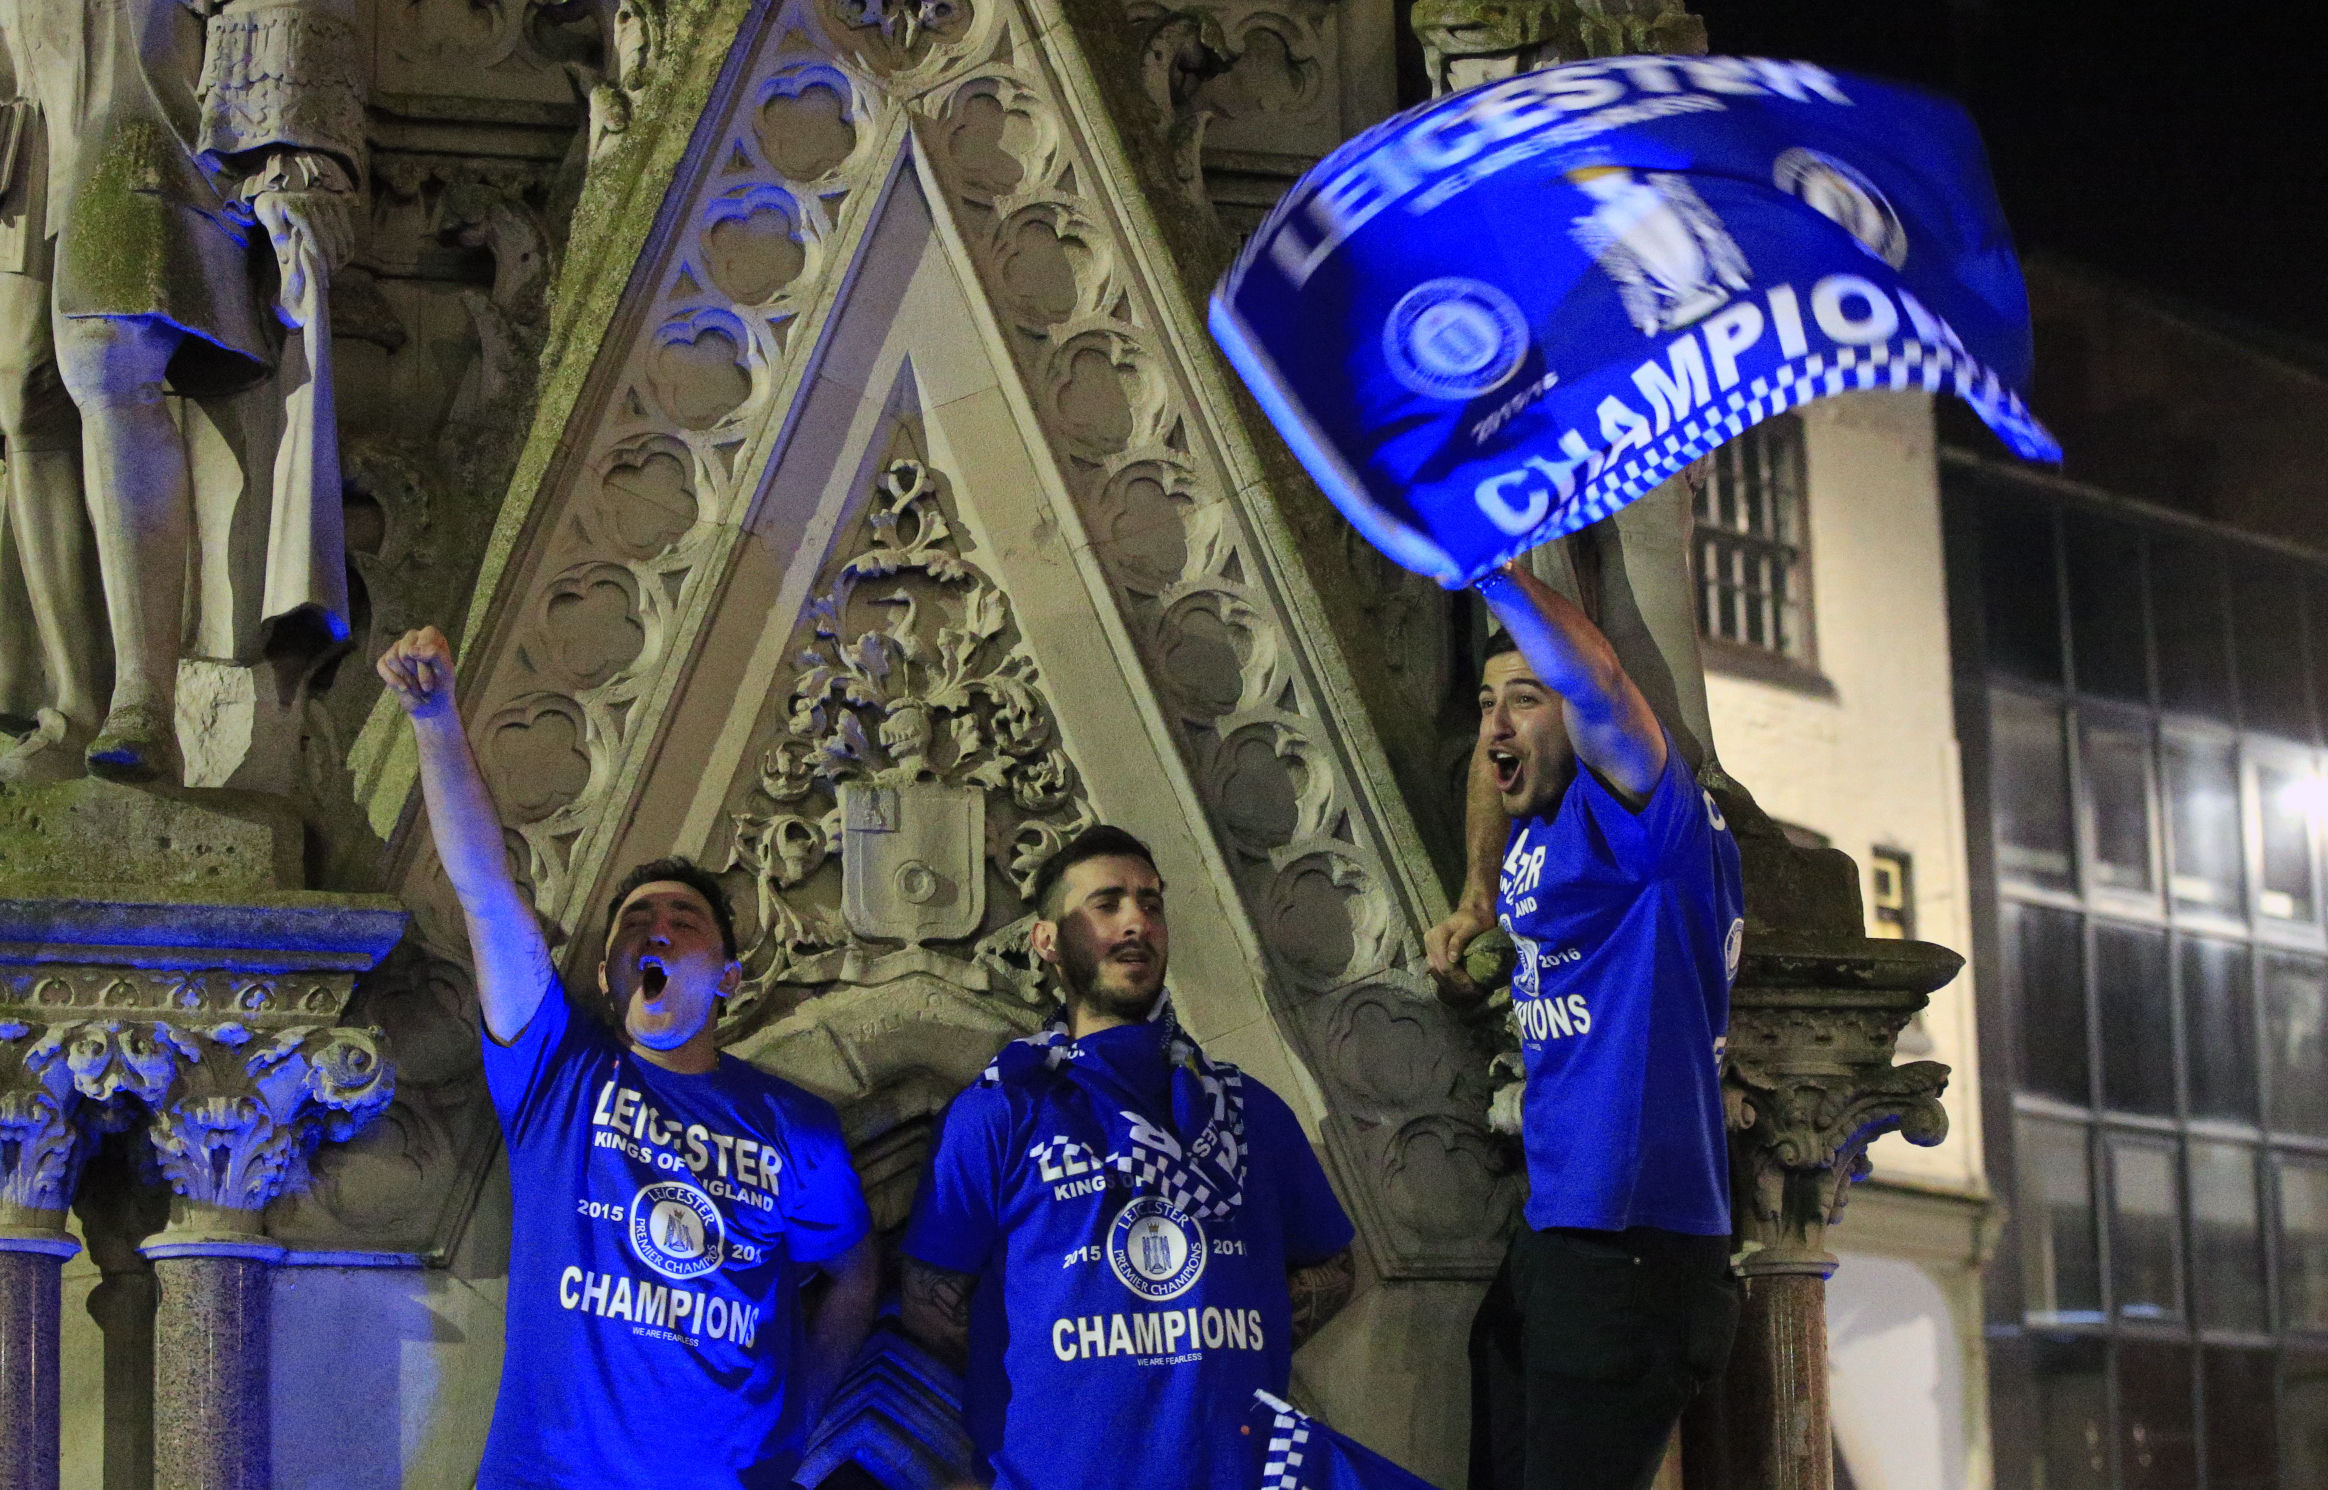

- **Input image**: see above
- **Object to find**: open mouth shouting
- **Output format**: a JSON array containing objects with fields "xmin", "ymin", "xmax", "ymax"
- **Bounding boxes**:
[
  {"xmin": 1489, "ymin": 746, "xmax": 1522, "ymax": 795},
  {"xmin": 638, "ymin": 957, "xmax": 669, "ymax": 999}
]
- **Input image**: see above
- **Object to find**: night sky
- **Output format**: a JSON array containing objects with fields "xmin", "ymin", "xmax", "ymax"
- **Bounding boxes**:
[{"xmin": 1688, "ymin": 0, "xmax": 2328, "ymax": 353}]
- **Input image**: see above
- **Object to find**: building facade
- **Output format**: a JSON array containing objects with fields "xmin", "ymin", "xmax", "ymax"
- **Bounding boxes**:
[
  {"xmin": 1948, "ymin": 265, "xmax": 2328, "ymax": 1490},
  {"xmin": 0, "ymin": 4, "xmax": 2041, "ymax": 1489}
]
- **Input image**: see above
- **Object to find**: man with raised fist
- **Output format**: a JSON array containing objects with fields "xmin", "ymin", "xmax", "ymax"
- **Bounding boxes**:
[{"xmin": 377, "ymin": 625, "xmax": 877, "ymax": 1489}]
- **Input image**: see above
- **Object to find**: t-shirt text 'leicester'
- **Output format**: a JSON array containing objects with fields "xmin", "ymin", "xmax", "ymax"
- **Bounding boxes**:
[
  {"xmin": 477, "ymin": 988, "xmax": 871, "ymax": 1490},
  {"xmin": 903, "ymin": 1022, "xmax": 1353, "ymax": 1490},
  {"xmin": 1498, "ymin": 737, "xmax": 1744, "ymax": 1236}
]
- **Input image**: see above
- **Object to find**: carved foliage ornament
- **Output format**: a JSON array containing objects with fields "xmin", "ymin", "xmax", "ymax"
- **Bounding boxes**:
[
  {"xmin": 725, "ymin": 459, "xmax": 1092, "ymax": 1007},
  {"xmin": 0, "ymin": 1011, "xmax": 392, "ymax": 1221},
  {"xmin": 149, "ymin": 1025, "xmax": 396, "ymax": 1213},
  {"xmin": 1725, "ymin": 996, "xmax": 1950, "ymax": 1264}
]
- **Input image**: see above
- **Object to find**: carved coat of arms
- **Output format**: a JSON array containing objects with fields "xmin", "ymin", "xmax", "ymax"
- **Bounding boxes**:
[{"xmin": 840, "ymin": 781, "xmax": 985, "ymax": 944}]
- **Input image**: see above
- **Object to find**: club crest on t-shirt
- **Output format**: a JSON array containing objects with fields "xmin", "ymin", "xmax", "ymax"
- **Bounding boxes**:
[
  {"xmin": 1109, "ymin": 1196, "xmax": 1208, "ymax": 1302},
  {"xmin": 629, "ymin": 1180, "xmax": 727, "ymax": 1282}
]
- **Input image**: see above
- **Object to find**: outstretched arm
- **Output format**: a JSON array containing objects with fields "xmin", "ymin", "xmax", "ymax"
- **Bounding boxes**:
[
  {"xmin": 375, "ymin": 626, "xmax": 554, "ymax": 1043},
  {"xmin": 898, "ymin": 1255, "xmax": 975, "ymax": 1373},
  {"xmin": 1288, "ymin": 1247, "xmax": 1356, "ymax": 1348},
  {"xmin": 799, "ymin": 1235, "xmax": 880, "ymax": 1424},
  {"xmin": 1475, "ymin": 563, "xmax": 1666, "ymax": 805}
]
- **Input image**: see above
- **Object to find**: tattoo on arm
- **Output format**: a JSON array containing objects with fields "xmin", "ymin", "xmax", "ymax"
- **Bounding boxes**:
[
  {"xmin": 899, "ymin": 1255, "xmax": 975, "ymax": 1372},
  {"xmin": 1287, "ymin": 1247, "xmax": 1356, "ymax": 1349}
]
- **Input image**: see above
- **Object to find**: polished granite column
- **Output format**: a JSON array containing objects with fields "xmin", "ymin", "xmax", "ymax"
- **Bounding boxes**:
[
  {"xmin": 145, "ymin": 1240, "xmax": 281, "ymax": 1490},
  {"xmin": 135, "ymin": 1020, "xmax": 394, "ymax": 1490},
  {"xmin": 1695, "ymin": 808, "xmax": 1959, "ymax": 1490},
  {"xmin": 0, "ymin": 1226, "xmax": 77, "ymax": 1490},
  {"xmin": 0, "ymin": 1012, "xmax": 94, "ymax": 1490}
]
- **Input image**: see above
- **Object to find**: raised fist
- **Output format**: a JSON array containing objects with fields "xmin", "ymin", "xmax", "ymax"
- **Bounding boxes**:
[{"xmin": 376, "ymin": 626, "xmax": 458, "ymax": 720}]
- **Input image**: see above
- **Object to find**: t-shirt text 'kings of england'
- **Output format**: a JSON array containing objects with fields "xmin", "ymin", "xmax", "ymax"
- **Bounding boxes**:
[{"xmin": 590, "ymin": 1080, "xmax": 784, "ymax": 1212}]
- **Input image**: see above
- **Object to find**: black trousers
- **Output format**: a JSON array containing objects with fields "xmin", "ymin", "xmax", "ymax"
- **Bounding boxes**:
[{"xmin": 1468, "ymin": 1225, "xmax": 1740, "ymax": 1490}]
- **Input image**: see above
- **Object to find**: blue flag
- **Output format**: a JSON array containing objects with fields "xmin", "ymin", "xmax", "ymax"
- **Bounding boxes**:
[
  {"xmin": 1246, "ymin": 1391, "xmax": 1437, "ymax": 1490},
  {"xmin": 1209, "ymin": 56, "xmax": 2060, "ymax": 588}
]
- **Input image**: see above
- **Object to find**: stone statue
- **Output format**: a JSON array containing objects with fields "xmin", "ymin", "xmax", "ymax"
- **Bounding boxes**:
[{"xmin": 0, "ymin": 0, "xmax": 363, "ymax": 786}]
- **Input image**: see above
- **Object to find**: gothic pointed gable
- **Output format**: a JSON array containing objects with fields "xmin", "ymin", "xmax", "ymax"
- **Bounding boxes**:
[{"xmin": 356, "ymin": 0, "xmax": 1513, "ymax": 1283}]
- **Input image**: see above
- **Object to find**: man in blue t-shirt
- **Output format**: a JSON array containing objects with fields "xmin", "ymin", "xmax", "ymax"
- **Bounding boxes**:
[
  {"xmin": 377, "ymin": 626, "xmax": 877, "ymax": 1489},
  {"xmin": 1424, "ymin": 564, "xmax": 1744, "ymax": 1490},
  {"xmin": 896, "ymin": 825, "xmax": 1358, "ymax": 1490}
]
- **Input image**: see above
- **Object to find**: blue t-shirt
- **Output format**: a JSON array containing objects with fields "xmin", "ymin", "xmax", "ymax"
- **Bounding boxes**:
[
  {"xmin": 1498, "ymin": 736, "xmax": 1744, "ymax": 1236},
  {"xmin": 476, "ymin": 986, "xmax": 872, "ymax": 1489},
  {"xmin": 902, "ymin": 1022, "xmax": 1354, "ymax": 1490}
]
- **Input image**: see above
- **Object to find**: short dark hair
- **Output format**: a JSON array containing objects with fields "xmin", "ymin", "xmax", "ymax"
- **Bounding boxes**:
[
  {"xmin": 1030, "ymin": 825, "xmax": 1161, "ymax": 918},
  {"xmin": 604, "ymin": 856, "xmax": 739, "ymax": 960},
  {"xmin": 1483, "ymin": 629, "xmax": 1520, "ymax": 663}
]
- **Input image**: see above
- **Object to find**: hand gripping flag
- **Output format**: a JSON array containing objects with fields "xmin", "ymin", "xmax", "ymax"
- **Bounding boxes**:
[
  {"xmin": 1208, "ymin": 55, "xmax": 2060, "ymax": 588},
  {"xmin": 1246, "ymin": 1391, "xmax": 1438, "ymax": 1490}
]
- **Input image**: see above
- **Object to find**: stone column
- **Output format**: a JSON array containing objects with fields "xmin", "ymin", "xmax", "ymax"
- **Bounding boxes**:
[
  {"xmin": 0, "ymin": 776, "xmax": 406, "ymax": 1490},
  {"xmin": 137, "ymin": 1022, "xmax": 392, "ymax": 1490},
  {"xmin": 0, "ymin": 1018, "xmax": 95, "ymax": 1490},
  {"xmin": 1682, "ymin": 811, "xmax": 1959, "ymax": 1490},
  {"xmin": 0, "ymin": 1232, "xmax": 75, "ymax": 1490}
]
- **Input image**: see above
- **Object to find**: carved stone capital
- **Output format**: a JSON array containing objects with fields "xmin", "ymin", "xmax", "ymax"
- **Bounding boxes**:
[
  {"xmin": 1724, "ymin": 932, "xmax": 1960, "ymax": 1275},
  {"xmin": 145, "ymin": 1024, "xmax": 394, "ymax": 1235},
  {"xmin": 0, "ymin": 875, "xmax": 406, "ymax": 1232},
  {"xmin": 0, "ymin": 1019, "xmax": 86, "ymax": 1225}
]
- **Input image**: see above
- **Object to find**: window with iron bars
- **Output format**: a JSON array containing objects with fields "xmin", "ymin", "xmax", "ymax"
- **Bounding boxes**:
[{"xmin": 1693, "ymin": 414, "xmax": 1813, "ymax": 663}]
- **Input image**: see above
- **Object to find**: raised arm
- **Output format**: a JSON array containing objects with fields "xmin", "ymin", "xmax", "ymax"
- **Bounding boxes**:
[
  {"xmin": 375, "ymin": 626, "xmax": 554, "ymax": 1043},
  {"xmin": 1474, "ymin": 563, "xmax": 1666, "ymax": 805}
]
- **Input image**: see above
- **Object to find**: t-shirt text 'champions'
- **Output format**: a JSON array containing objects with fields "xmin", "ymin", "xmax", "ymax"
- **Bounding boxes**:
[{"xmin": 477, "ymin": 987, "xmax": 871, "ymax": 1490}]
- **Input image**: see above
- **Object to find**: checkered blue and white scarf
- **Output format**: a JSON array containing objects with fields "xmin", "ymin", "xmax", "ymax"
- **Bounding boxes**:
[{"xmin": 982, "ymin": 995, "xmax": 1247, "ymax": 1220}]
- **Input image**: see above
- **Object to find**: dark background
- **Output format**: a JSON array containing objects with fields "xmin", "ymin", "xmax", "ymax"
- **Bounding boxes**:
[{"xmin": 1688, "ymin": 0, "xmax": 2328, "ymax": 355}]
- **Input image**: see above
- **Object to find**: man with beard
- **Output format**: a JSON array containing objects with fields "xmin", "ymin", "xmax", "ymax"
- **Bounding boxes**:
[
  {"xmin": 377, "ymin": 625, "xmax": 878, "ymax": 1489},
  {"xmin": 898, "ymin": 825, "xmax": 1358, "ymax": 1490},
  {"xmin": 1424, "ymin": 563, "xmax": 1743, "ymax": 1490}
]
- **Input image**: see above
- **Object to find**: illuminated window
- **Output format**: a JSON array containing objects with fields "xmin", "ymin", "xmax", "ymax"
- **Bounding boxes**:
[
  {"xmin": 1961, "ymin": 480, "xmax": 2328, "ymax": 1490},
  {"xmin": 1694, "ymin": 415, "xmax": 1812, "ymax": 661},
  {"xmin": 1869, "ymin": 848, "xmax": 1914, "ymax": 939}
]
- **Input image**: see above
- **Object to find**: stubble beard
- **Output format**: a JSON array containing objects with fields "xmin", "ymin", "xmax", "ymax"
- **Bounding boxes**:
[{"xmin": 1058, "ymin": 936, "xmax": 1164, "ymax": 1026}]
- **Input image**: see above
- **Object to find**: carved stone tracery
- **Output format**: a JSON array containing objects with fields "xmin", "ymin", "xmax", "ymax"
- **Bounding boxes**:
[{"xmin": 378, "ymin": 0, "xmax": 1517, "ymax": 1280}]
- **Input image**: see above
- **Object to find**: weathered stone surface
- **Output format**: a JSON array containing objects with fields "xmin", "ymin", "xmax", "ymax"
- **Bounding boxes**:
[
  {"xmin": 0, "ymin": 780, "xmax": 301, "ymax": 897},
  {"xmin": 0, "ymin": 0, "xmax": 365, "ymax": 789},
  {"xmin": 0, "ymin": 898, "xmax": 404, "ymax": 976}
]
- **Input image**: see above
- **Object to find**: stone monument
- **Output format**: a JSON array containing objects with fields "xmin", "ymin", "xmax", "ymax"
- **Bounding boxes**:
[{"xmin": 0, "ymin": 0, "xmax": 365, "ymax": 788}]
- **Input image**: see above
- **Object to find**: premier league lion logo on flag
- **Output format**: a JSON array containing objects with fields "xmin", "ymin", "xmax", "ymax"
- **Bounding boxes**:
[{"xmin": 1208, "ymin": 56, "xmax": 2061, "ymax": 587}]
